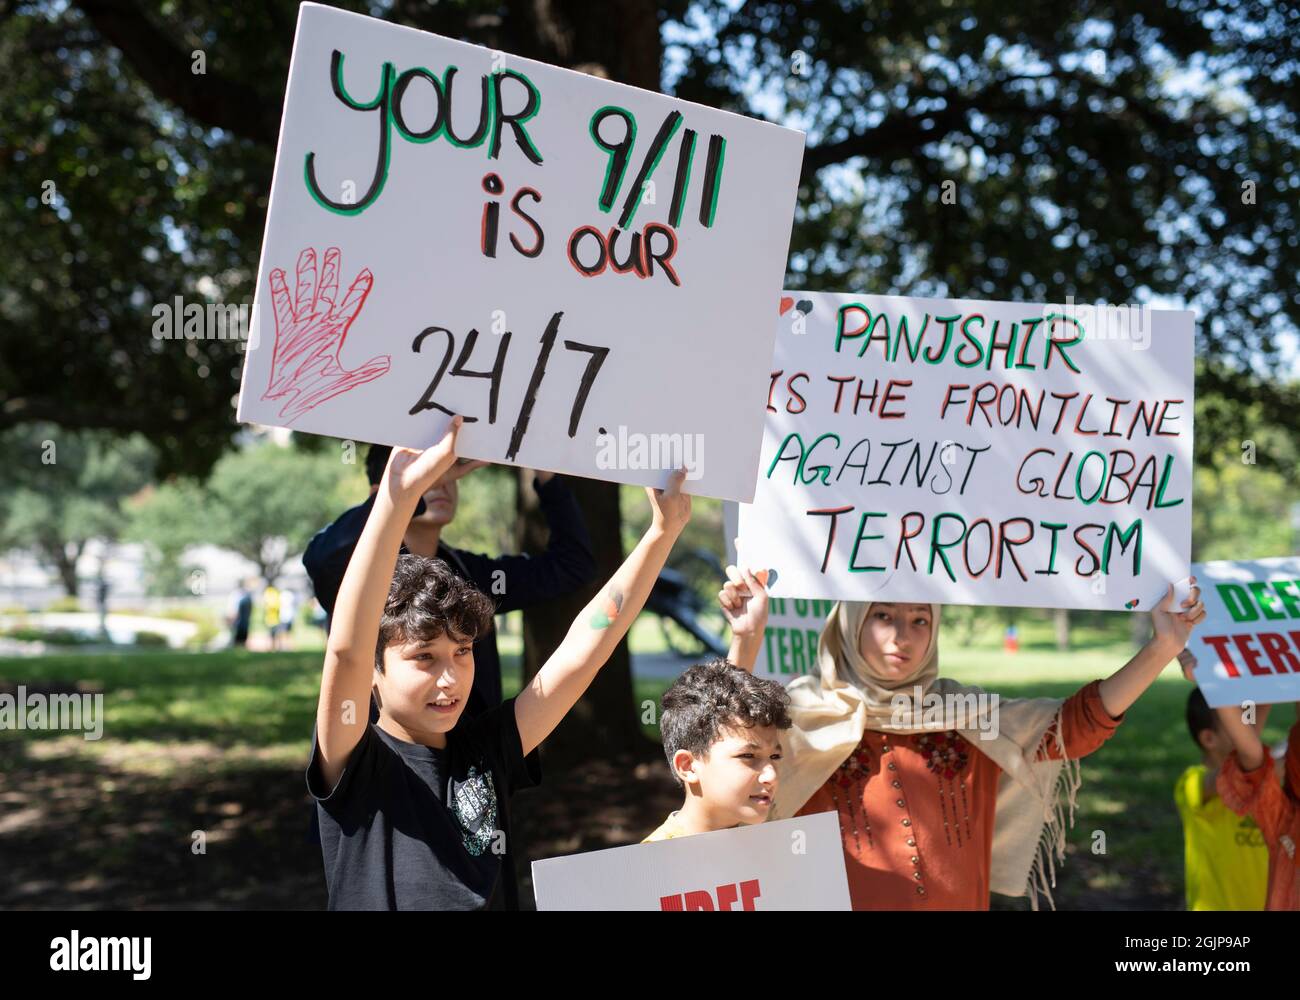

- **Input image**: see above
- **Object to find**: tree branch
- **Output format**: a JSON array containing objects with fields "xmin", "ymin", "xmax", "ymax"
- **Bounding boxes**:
[{"xmin": 71, "ymin": 0, "xmax": 281, "ymax": 144}]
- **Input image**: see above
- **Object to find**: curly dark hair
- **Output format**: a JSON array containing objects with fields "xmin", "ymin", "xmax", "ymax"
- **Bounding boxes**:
[
  {"xmin": 659, "ymin": 659, "xmax": 792, "ymax": 785},
  {"xmin": 374, "ymin": 555, "xmax": 495, "ymax": 672}
]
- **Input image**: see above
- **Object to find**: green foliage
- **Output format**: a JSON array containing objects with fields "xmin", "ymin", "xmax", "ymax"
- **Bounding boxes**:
[
  {"xmin": 0, "ymin": 626, "xmax": 96, "ymax": 645},
  {"xmin": 1, "ymin": 1, "xmax": 1295, "ymax": 482},
  {"xmin": 1193, "ymin": 461, "xmax": 1297, "ymax": 560},
  {"xmin": 0, "ymin": 424, "xmax": 156, "ymax": 593},
  {"xmin": 440, "ymin": 465, "xmax": 519, "ymax": 558},
  {"xmin": 670, "ymin": 1, "xmax": 1300, "ymax": 480},
  {"xmin": 123, "ymin": 479, "xmax": 209, "ymax": 596},
  {"xmin": 202, "ymin": 441, "xmax": 359, "ymax": 581},
  {"xmin": 128, "ymin": 439, "xmax": 367, "ymax": 590}
]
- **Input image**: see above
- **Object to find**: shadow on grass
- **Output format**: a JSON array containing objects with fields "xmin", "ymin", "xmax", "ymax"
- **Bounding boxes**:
[
  {"xmin": 0, "ymin": 735, "xmax": 325, "ymax": 909},
  {"xmin": 3, "ymin": 652, "xmax": 1284, "ymax": 910}
]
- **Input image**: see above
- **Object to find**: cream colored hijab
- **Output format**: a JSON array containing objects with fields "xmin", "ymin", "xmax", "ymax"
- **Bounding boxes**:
[{"xmin": 769, "ymin": 601, "xmax": 1084, "ymax": 908}]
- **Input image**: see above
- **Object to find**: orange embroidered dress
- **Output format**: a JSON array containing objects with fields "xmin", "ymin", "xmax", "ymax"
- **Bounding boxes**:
[{"xmin": 795, "ymin": 679, "xmax": 1124, "ymax": 909}]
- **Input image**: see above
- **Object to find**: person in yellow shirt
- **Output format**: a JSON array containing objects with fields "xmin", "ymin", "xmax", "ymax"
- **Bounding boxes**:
[
  {"xmin": 263, "ymin": 584, "xmax": 281, "ymax": 649},
  {"xmin": 1174, "ymin": 651, "xmax": 1268, "ymax": 910}
]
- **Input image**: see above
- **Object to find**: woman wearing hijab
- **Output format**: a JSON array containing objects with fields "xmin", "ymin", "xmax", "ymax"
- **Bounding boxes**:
[{"xmin": 719, "ymin": 569, "xmax": 1206, "ymax": 910}]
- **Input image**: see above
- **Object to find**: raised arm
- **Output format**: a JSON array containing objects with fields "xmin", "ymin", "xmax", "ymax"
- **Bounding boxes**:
[
  {"xmin": 314, "ymin": 419, "xmax": 462, "ymax": 789},
  {"xmin": 513, "ymin": 470, "xmax": 691, "ymax": 757},
  {"xmin": 1180, "ymin": 648, "xmax": 1272, "ymax": 735},
  {"xmin": 1214, "ymin": 701, "xmax": 1300, "ymax": 847},
  {"xmin": 1214, "ymin": 700, "xmax": 1267, "ymax": 772},
  {"xmin": 719, "ymin": 566, "xmax": 770, "ymax": 673},
  {"xmin": 1097, "ymin": 578, "xmax": 1205, "ymax": 718}
]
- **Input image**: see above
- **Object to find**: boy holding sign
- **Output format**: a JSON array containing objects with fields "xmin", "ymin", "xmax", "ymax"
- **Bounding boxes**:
[
  {"xmin": 645, "ymin": 572, "xmax": 790, "ymax": 842},
  {"xmin": 644, "ymin": 662, "xmax": 792, "ymax": 842},
  {"xmin": 1173, "ymin": 650, "xmax": 1269, "ymax": 910},
  {"xmin": 307, "ymin": 416, "xmax": 691, "ymax": 909}
]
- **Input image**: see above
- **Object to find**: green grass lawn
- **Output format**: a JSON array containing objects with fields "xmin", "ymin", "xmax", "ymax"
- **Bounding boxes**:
[{"xmin": 2, "ymin": 623, "xmax": 1292, "ymax": 909}]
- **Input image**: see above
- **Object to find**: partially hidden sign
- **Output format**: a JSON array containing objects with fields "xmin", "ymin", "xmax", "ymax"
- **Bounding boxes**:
[
  {"xmin": 1187, "ymin": 558, "xmax": 1300, "ymax": 708},
  {"xmin": 723, "ymin": 501, "xmax": 835, "ymax": 684},
  {"xmin": 747, "ymin": 596, "xmax": 836, "ymax": 683},
  {"xmin": 531, "ymin": 812, "xmax": 850, "ymax": 910},
  {"xmin": 735, "ymin": 292, "xmax": 1195, "ymax": 611},
  {"xmin": 236, "ymin": 3, "xmax": 804, "ymax": 501}
]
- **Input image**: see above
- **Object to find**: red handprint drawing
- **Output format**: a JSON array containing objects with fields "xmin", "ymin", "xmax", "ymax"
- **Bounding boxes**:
[{"xmin": 261, "ymin": 247, "xmax": 391, "ymax": 421}]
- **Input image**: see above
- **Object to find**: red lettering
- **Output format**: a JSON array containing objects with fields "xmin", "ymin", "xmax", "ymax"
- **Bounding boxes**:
[
  {"xmin": 786, "ymin": 373, "xmax": 809, "ymax": 414},
  {"xmin": 879, "ymin": 379, "xmax": 911, "ymax": 419},
  {"xmin": 1201, "ymin": 635, "xmax": 1240, "ymax": 678},
  {"xmin": 683, "ymin": 890, "xmax": 714, "ymax": 911},
  {"xmin": 1232, "ymin": 634, "xmax": 1270, "ymax": 675},
  {"xmin": 1258, "ymin": 632, "xmax": 1300, "ymax": 674}
]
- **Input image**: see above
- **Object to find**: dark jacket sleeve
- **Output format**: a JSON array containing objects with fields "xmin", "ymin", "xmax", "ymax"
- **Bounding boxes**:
[
  {"xmin": 303, "ymin": 492, "xmax": 425, "ymax": 617},
  {"xmin": 450, "ymin": 475, "xmax": 597, "ymax": 614},
  {"xmin": 302, "ymin": 496, "xmax": 377, "ymax": 618}
]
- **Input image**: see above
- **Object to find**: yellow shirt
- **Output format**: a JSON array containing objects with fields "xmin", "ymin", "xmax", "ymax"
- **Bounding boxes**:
[
  {"xmin": 263, "ymin": 587, "xmax": 280, "ymax": 627},
  {"xmin": 1173, "ymin": 764, "xmax": 1268, "ymax": 911},
  {"xmin": 643, "ymin": 811, "xmax": 690, "ymax": 843}
]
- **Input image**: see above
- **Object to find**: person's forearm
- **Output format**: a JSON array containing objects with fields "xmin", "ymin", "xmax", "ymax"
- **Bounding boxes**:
[
  {"xmin": 1215, "ymin": 703, "xmax": 1266, "ymax": 770},
  {"xmin": 555, "ymin": 526, "xmax": 678, "ymax": 671},
  {"xmin": 326, "ymin": 489, "xmax": 417, "ymax": 666},
  {"xmin": 1098, "ymin": 637, "xmax": 1180, "ymax": 717},
  {"xmin": 727, "ymin": 632, "xmax": 762, "ymax": 672}
]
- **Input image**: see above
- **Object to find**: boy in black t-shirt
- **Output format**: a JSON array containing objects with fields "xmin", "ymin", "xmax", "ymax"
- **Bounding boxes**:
[{"xmin": 307, "ymin": 416, "xmax": 691, "ymax": 909}]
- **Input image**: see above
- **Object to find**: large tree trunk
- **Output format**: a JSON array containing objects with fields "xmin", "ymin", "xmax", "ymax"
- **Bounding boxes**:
[
  {"xmin": 510, "ymin": 1, "xmax": 665, "ymax": 768},
  {"xmin": 47, "ymin": 541, "xmax": 81, "ymax": 598},
  {"xmin": 518, "ymin": 473, "xmax": 650, "ymax": 768},
  {"xmin": 1053, "ymin": 607, "xmax": 1070, "ymax": 651}
]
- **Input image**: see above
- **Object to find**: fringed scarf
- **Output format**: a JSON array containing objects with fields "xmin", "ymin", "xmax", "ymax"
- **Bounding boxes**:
[{"xmin": 768, "ymin": 601, "xmax": 1084, "ymax": 909}]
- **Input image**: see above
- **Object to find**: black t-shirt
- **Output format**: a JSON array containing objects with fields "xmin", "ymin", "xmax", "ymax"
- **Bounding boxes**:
[{"xmin": 306, "ymin": 698, "xmax": 541, "ymax": 910}]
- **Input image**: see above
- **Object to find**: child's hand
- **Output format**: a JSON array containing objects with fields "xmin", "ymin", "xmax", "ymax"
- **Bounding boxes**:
[
  {"xmin": 646, "ymin": 467, "xmax": 691, "ymax": 536},
  {"xmin": 384, "ymin": 416, "xmax": 463, "ymax": 504},
  {"xmin": 719, "ymin": 565, "xmax": 769, "ymax": 639},
  {"xmin": 1151, "ymin": 575, "xmax": 1205, "ymax": 653},
  {"xmin": 1177, "ymin": 647, "xmax": 1198, "ymax": 681},
  {"xmin": 441, "ymin": 457, "xmax": 490, "ymax": 484}
]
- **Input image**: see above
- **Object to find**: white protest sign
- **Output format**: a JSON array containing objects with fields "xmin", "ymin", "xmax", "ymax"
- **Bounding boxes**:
[
  {"xmin": 1187, "ymin": 558, "xmax": 1300, "ymax": 708},
  {"xmin": 532, "ymin": 811, "xmax": 849, "ymax": 910},
  {"xmin": 723, "ymin": 501, "xmax": 833, "ymax": 683},
  {"xmin": 233, "ymin": 3, "xmax": 804, "ymax": 501},
  {"xmin": 734, "ymin": 292, "xmax": 1194, "ymax": 611},
  {"xmin": 746, "ymin": 596, "xmax": 835, "ymax": 682}
]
